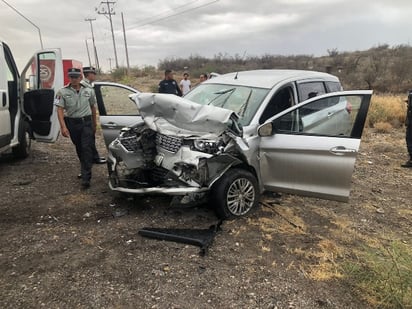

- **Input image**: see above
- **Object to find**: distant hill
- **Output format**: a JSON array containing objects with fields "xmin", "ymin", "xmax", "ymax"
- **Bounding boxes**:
[{"xmin": 156, "ymin": 44, "xmax": 412, "ymax": 94}]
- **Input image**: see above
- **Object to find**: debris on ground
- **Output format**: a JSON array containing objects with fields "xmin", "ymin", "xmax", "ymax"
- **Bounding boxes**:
[{"xmin": 138, "ymin": 220, "xmax": 223, "ymax": 256}]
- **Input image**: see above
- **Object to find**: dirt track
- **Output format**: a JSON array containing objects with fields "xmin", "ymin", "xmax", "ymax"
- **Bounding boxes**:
[{"xmin": 0, "ymin": 128, "xmax": 411, "ymax": 308}]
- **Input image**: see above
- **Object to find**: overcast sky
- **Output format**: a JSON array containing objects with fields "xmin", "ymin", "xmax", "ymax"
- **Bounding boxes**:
[{"xmin": 2, "ymin": 0, "xmax": 412, "ymax": 72}]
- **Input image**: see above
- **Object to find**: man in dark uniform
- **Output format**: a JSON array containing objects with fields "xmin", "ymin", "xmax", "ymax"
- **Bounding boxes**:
[
  {"xmin": 81, "ymin": 66, "xmax": 106, "ymax": 165},
  {"xmin": 54, "ymin": 68, "xmax": 97, "ymax": 189},
  {"xmin": 402, "ymin": 90, "xmax": 412, "ymax": 167},
  {"xmin": 158, "ymin": 69, "xmax": 182, "ymax": 96}
]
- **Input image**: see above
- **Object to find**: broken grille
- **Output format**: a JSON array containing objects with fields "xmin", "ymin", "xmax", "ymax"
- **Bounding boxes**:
[
  {"xmin": 155, "ymin": 133, "xmax": 182, "ymax": 153},
  {"xmin": 119, "ymin": 135, "xmax": 139, "ymax": 152}
]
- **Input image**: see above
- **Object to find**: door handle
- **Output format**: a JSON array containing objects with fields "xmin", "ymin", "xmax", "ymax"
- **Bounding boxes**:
[
  {"xmin": 103, "ymin": 122, "xmax": 118, "ymax": 129},
  {"xmin": 330, "ymin": 146, "xmax": 357, "ymax": 155}
]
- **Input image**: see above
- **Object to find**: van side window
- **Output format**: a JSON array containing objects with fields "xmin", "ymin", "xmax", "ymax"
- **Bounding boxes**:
[
  {"xmin": 259, "ymin": 87, "xmax": 294, "ymax": 124},
  {"xmin": 297, "ymin": 82, "xmax": 326, "ymax": 102}
]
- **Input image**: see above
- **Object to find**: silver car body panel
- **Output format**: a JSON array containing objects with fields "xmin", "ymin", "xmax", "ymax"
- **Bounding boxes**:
[
  {"xmin": 134, "ymin": 93, "xmax": 238, "ymax": 138},
  {"xmin": 259, "ymin": 134, "xmax": 360, "ymax": 202},
  {"xmin": 200, "ymin": 70, "xmax": 339, "ymax": 89}
]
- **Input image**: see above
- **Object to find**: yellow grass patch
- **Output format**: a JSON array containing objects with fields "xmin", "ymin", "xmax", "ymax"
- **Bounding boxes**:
[{"xmin": 368, "ymin": 94, "xmax": 407, "ymax": 128}]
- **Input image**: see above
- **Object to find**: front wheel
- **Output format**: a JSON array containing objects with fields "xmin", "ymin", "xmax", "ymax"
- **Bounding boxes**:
[
  {"xmin": 211, "ymin": 168, "xmax": 260, "ymax": 219},
  {"xmin": 12, "ymin": 120, "xmax": 31, "ymax": 159}
]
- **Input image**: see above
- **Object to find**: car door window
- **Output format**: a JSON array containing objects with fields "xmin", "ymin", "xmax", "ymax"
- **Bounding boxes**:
[
  {"xmin": 273, "ymin": 94, "xmax": 363, "ymax": 137},
  {"xmin": 259, "ymin": 86, "xmax": 294, "ymax": 124},
  {"xmin": 297, "ymin": 82, "xmax": 326, "ymax": 101},
  {"xmin": 325, "ymin": 81, "xmax": 343, "ymax": 92},
  {"xmin": 96, "ymin": 85, "xmax": 139, "ymax": 116}
]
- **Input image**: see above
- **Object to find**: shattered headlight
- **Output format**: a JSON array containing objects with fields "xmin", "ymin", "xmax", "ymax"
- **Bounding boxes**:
[{"xmin": 193, "ymin": 139, "xmax": 223, "ymax": 154}]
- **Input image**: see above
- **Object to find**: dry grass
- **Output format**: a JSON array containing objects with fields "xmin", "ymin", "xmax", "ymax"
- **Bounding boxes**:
[{"xmin": 368, "ymin": 94, "xmax": 407, "ymax": 129}]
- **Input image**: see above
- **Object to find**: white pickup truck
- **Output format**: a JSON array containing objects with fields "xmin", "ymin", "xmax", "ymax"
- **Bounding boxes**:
[{"xmin": 0, "ymin": 40, "xmax": 62, "ymax": 158}]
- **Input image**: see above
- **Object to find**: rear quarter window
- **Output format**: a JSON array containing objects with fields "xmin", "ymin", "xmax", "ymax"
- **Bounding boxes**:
[
  {"xmin": 325, "ymin": 81, "xmax": 343, "ymax": 92},
  {"xmin": 297, "ymin": 82, "xmax": 326, "ymax": 102}
]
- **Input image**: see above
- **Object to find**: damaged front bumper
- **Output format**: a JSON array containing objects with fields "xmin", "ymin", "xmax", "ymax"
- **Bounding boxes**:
[{"xmin": 107, "ymin": 125, "xmax": 242, "ymax": 195}]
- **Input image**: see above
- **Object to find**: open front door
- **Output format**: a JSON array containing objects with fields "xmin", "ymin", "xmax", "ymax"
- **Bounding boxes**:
[
  {"xmin": 258, "ymin": 90, "xmax": 372, "ymax": 202},
  {"xmin": 94, "ymin": 82, "xmax": 141, "ymax": 148},
  {"xmin": 20, "ymin": 49, "xmax": 63, "ymax": 142}
]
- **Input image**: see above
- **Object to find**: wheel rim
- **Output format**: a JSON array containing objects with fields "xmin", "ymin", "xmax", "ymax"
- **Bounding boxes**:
[{"xmin": 226, "ymin": 177, "xmax": 255, "ymax": 216}]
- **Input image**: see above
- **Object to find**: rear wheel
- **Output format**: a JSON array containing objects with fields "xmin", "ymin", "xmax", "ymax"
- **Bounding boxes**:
[
  {"xmin": 211, "ymin": 168, "xmax": 260, "ymax": 219},
  {"xmin": 12, "ymin": 120, "xmax": 31, "ymax": 159}
]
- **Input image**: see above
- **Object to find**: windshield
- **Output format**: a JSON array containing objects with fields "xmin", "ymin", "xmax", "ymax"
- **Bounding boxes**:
[{"xmin": 184, "ymin": 84, "xmax": 270, "ymax": 126}]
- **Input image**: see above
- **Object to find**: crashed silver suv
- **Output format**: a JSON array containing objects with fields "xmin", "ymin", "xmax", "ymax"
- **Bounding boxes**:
[{"xmin": 105, "ymin": 70, "xmax": 372, "ymax": 218}]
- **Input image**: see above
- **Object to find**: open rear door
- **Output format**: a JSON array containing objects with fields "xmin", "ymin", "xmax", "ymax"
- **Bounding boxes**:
[{"xmin": 20, "ymin": 49, "xmax": 63, "ymax": 142}]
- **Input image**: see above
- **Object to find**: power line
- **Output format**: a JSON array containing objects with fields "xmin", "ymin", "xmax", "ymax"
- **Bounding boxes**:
[
  {"xmin": 1, "ymin": 0, "xmax": 43, "ymax": 48},
  {"xmin": 126, "ymin": 0, "xmax": 219, "ymax": 30},
  {"xmin": 131, "ymin": 0, "xmax": 202, "ymax": 26}
]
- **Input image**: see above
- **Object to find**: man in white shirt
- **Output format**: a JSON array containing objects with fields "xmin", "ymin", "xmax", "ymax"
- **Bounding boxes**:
[{"xmin": 179, "ymin": 72, "xmax": 191, "ymax": 95}]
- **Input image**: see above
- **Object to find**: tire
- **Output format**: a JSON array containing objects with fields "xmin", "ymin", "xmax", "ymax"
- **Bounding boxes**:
[
  {"xmin": 211, "ymin": 168, "xmax": 260, "ymax": 219},
  {"xmin": 12, "ymin": 120, "xmax": 31, "ymax": 159}
]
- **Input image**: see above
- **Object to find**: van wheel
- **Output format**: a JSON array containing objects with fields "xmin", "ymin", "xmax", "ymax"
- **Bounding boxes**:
[
  {"xmin": 12, "ymin": 121, "xmax": 31, "ymax": 159},
  {"xmin": 211, "ymin": 168, "xmax": 260, "ymax": 219}
]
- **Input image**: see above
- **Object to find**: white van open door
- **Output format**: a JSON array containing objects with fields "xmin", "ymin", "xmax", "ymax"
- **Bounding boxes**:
[{"xmin": 20, "ymin": 49, "xmax": 63, "ymax": 143}]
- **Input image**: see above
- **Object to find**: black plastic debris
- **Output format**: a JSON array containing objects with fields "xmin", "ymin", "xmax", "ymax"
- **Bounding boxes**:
[{"xmin": 138, "ymin": 220, "xmax": 222, "ymax": 256}]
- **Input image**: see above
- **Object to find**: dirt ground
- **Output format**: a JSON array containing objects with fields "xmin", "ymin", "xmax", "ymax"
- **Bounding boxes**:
[{"xmin": 0, "ymin": 127, "xmax": 411, "ymax": 309}]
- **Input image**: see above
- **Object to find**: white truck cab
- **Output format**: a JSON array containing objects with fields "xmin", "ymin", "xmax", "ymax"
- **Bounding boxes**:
[{"xmin": 0, "ymin": 40, "xmax": 62, "ymax": 158}]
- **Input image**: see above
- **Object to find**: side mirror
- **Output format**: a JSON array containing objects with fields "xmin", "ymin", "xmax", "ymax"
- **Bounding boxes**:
[{"xmin": 258, "ymin": 122, "xmax": 273, "ymax": 137}]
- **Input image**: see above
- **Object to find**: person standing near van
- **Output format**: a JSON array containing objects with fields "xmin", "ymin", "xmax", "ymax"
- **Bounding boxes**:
[
  {"xmin": 81, "ymin": 66, "xmax": 106, "ymax": 165},
  {"xmin": 55, "ymin": 68, "xmax": 97, "ymax": 189},
  {"xmin": 179, "ymin": 72, "xmax": 191, "ymax": 95}
]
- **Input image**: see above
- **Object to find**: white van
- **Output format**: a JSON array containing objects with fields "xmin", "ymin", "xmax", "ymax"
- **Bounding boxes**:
[{"xmin": 0, "ymin": 41, "xmax": 63, "ymax": 158}]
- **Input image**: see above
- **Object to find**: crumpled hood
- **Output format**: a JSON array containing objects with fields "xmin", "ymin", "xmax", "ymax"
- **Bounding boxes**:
[{"xmin": 132, "ymin": 93, "xmax": 240, "ymax": 138}]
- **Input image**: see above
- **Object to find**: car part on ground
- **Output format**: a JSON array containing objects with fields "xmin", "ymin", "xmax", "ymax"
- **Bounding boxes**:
[{"xmin": 138, "ymin": 221, "xmax": 222, "ymax": 256}]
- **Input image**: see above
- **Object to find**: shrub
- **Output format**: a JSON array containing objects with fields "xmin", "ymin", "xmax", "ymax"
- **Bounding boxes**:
[
  {"xmin": 374, "ymin": 121, "xmax": 393, "ymax": 133},
  {"xmin": 368, "ymin": 94, "xmax": 407, "ymax": 128},
  {"xmin": 344, "ymin": 241, "xmax": 412, "ymax": 308}
]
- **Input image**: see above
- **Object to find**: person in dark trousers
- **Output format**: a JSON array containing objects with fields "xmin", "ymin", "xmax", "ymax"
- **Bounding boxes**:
[
  {"xmin": 55, "ymin": 68, "xmax": 97, "ymax": 189},
  {"xmin": 158, "ymin": 69, "xmax": 182, "ymax": 96},
  {"xmin": 402, "ymin": 90, "xmax": 412, "ymax": 167},
  {"xmin": 81, "ymin": 66, "xmax": 106, "ymax": 165}
]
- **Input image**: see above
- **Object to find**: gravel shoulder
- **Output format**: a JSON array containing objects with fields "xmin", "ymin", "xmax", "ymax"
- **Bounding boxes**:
[{"xmin": 0, "ymin": 128, "xmax": 411, "ymax": 308}]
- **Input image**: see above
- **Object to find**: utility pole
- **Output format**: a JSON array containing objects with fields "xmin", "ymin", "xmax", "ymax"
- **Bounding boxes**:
[
  {"xmin": 85, "ymin": 39, "xmax": 92, "ymax": 66},
  {"xmin": 84, "ymin": 18, "xmax": 100, "ymax": 72},
  {"xmin": 97, "ymin": 1, "xmax": 119, "ymax": 69},
  {"xmin": 121, "ymin": 12, "xmax": 130, "ymax": 75},
  {"xmin": 107, "ymin": 58, "xmax": 113, "ymax": 72}
]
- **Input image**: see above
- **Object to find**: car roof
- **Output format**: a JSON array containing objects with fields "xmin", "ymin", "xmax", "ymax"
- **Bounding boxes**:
[{"xmin": 204, "ymin": 69, "xmax": 339, "ymax": 89}]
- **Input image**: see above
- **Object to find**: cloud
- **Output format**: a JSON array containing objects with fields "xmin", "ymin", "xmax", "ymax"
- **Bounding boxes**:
[{"xmin": 2, "ymin": 0, "xmax": 412, "ymax": 71}]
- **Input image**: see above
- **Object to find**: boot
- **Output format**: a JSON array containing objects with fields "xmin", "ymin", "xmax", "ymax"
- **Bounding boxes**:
[{"xmin": 401, "ymin": 156, "xmax": 412, "ymax": 168}]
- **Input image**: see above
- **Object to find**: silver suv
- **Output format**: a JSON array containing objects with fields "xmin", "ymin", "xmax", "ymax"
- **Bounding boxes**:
[{"xmin": 105, "ymin": 70, "xmax": 372, "ymax": 218}]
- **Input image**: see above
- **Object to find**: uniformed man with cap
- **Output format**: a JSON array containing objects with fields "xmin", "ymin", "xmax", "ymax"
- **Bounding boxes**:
[
  {"xmin": 54, "ymin": 68, "xmax": 97, "ymax": 189},
  {"xmin": 158, "ymin": 69, "xmax": 182, "ymax": 96},
  {"xmin": 81, "ymin": 66, "xmax": 106, "ymax": 165}
]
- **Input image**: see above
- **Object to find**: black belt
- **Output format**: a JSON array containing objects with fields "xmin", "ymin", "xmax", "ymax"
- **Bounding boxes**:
[{"xmin": 65, "ymin": 115, "xmax": 92, "ymax": 123}]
